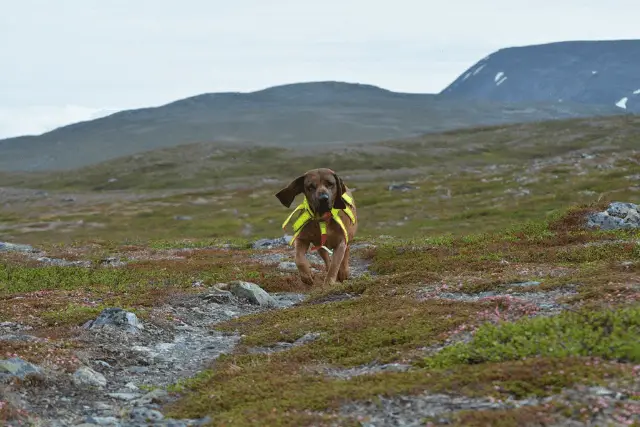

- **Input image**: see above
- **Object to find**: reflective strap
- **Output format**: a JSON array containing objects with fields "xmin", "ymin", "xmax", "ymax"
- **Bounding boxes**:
[
  {"xmin": 343, "ymin": 206, "xmax": 356, "ymax": 224},
  {"xmin": 342, "ymin": 193, "xmax": 354, "ymax": 206},
  {"xmin": 331, "ymin": 209, "xmax": 349, "ymax": 244},
  {"xmin": 282, "ymin": 204, "xmax": 304, "ymax": 229},
  {"xmin": 292, "ymin": 211, "xmax": 311, "ymax": 233}
]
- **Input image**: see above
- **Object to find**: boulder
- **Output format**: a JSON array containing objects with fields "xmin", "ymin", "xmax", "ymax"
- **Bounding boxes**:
[
  {"xmin": 586, "ymin": 202, "xmax": 640, "ymax": 230},
  {"xmin": 229, "ymin": 281, "xmax": 278, "ymax": 307},
  {"xmin": 84, "ymin": 308, "xmax": 144, "ymax": 334}
]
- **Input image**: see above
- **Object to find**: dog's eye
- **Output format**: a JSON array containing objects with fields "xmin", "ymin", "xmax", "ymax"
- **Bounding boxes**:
[
  {"xmin": 307, "ymin": 183, "xmax": 316, "ymax": 190},
  {"xmin": 327, "ymin": 182, "xmax": 334, "ymax": 188}
]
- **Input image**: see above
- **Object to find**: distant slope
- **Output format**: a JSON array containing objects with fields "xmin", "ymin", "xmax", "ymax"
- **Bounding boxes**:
[
  {"xmin": 0, "ymin": 81, "xmax": 625, "ymax": 172},
  {"xmin": 4, "ymin": 114, "xmax": 640, "ymax": 192},
  {"xmin": 440, "ymin": 39, "xmax": 640, "ymax": 112}
]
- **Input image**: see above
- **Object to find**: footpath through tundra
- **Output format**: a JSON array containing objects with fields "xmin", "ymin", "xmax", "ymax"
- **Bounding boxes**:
[{"xmin": 1, "ymin": 202, "xmax": 640, "ymax": 426}]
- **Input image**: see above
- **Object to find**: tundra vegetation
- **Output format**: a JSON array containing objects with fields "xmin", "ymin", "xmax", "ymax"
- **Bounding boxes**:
[{"xmin": 1, "ymin": 115, "xmax": 640, "ymax": 426}]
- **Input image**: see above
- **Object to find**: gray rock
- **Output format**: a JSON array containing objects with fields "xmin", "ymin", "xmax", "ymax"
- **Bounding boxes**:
[
  {"xmin": 252, "ymin": 235, "xmax": 292, "ymax": 249},
  {"xmin": 107, "ymin": 392, "xmax": 141, "ymax": 401},
  {"xmin": 248, "ymin": 342, "xmax": 294, "ymax": 354},
  {"xmin": 84, "ymin": 308, "xmax": 144, "ymax": 333},
  {"xmin": 249, "ymin": 331, "xmax": 322, "ymax": 354},
  {"xmin": 293, "ymin": 332, "xmax": 322, "ymax": 346},
  {"xmin": 85, "ymin": 416, "xmax": 119, "ymax": 426},
  {"xmin": 0, "ymin": 357, "xmax": 42, "ymax": 379},
  {"xmin": 326, "ymin": 362, "xmax": 412, "ymax": 379},
  {"xmin": 272, "ymin": 292, "xmax": 307, "ymax": 307},
  {"xmin": 94, "ymin": 402, "xmax": 113, "ymax": 410},
  {"xmin": 129, "ymin": 407, "xmax": 164, "ymax": 422},
  {"xmin": 0, "ymin": 333, "xmax": 39, "ymax": 342},
  {"xmin": 586, "ymin": 212, "xmax": 630, "ymax": 230},
  {"xmin": 229, "ymin": 281, "xmax": 278, "ymax": 307},
  {"xmin": 73, "ymin": 366, "xmax": 107, "ymax": 388},
  {"xmin": 277, "ymin": 261, "xmax": 298, "ymax": 272},
  {"xmin": 625, "ymin": 209, "xmax": 640, "ymax": 224},
  {"xmin": 606, "ymin": 201, "xmax": 638, "ymax": 218},
  {"xmin": 509, "ymin": 281, "xmax": 541, "ymax": 287},
  {"xmin": 126, "ymin": 366, "xmax": 150, "ymax": 374},
  {"xmin": 587, "ymin": 202, "xmax": 640, "ymax": 230},
  {"xmin": 200, "ymin": 289, "xmax": 234, "ymax": 304},
  {"xmin": 174, "ymin": 215, "xmax": 192, "ymax": 221},
  {"xmin": 133, "ymin": 389, "xmax": 169, "ymax": 406},
  {"xmin": 0, "ymin": 242, "xmax": 35, "ymax": 253},
  {"xmin": 37, "ymin": 256, "xmax": 92, "ymax": 267},
  {"xmin": 124, "ymin": 382, "xmax": 139, "ymax": 390},
  {"xmin": 388, "ymin": 183, "xmax": 417, "ymax": 192},
  {"xmin": 101, "ymin": 257, "xmax": 127, "ymax": 267},
  {"xmin": 95, "ymin": 360, "xmax": 113, "ymax": 369}
]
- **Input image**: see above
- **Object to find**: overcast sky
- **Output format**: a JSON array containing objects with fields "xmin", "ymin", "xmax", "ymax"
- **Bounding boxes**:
[{"xmin": 2, "ymin": 0, "xmax": 639, "ymax": 139}]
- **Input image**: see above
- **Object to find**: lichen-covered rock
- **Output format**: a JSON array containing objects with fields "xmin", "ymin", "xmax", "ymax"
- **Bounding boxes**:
[
  {"xmin": 73, "ymin": 366, "xmax": 107, "ymax": 388},
  {"xmin": 0, "ymin": 357, "xmax": 42, "ymax": 380},
  {"xmin": 0, "ymin": 242, "xmax": 35, "ymax": 253},
  {"xmin": 586, "ymin": 201, "xmax": 640, "ymax": 230}
]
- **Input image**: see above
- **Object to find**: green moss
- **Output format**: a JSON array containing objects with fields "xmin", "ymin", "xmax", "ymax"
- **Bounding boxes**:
[
  {"xmin": 148, "ymin": 237, "xmax": 252, "ymax": 250},
  {"xmin": 422, "ymin": 306, "xmax": 640, "ymax": 369},
  {"xmin": 166, "ymin": 353, "xmax": 630, "ymax": 426},
  {"xmin": 41, "ymin": 303, "xmax": 106, "ymax": 326},
  {"xmin": 40, "ymin": 303, "xmax": 146, "ymax": 327},
  {"xmin": 0, "ymin": 248, "xmax": 281, "ymax": 296},
  {"xmin": 216, "ymin": 295, "xmax": 482, "ymax": 367}
]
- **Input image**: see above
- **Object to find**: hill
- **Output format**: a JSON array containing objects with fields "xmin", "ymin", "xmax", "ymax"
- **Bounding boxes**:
[
  {"xmin": 0, "ymin": 81, "xmax": 625, "ymax": 172},
  {"xmin": 440, "ymin": 39, "xmax": 640, "ymax": 112}
]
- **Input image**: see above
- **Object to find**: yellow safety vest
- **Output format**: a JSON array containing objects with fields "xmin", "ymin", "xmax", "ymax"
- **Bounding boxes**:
[{"xmin": 282, "ymin": 193, "xmax": 356, "ymax": 253}]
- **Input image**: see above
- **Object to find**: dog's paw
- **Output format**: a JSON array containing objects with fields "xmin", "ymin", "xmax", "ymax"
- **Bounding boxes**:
[
  {"xmin": 337, "ymin": 268, "xmax": 350, "ymax": 282},
  {"xmin": 300, "ymin": 273, "xmax": 315, "ymax": 286},
  {"xmin": 323, "ymin": 277, "xmax": 337, "ymax": 287}
]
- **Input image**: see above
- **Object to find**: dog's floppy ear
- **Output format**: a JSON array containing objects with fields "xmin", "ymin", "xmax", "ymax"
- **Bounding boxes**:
[
  {"xmin": 275, "ymin": 175, "xmax": 305, "ymax": 208},
  {"xmin": 332, "ymin": 172, "xmax": 347, "ymax": 209}
]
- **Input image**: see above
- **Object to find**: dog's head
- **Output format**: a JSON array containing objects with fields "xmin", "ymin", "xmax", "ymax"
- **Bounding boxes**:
[{"xmin": 275, "ymin": 168, "xmax": 347, "ymax": 214}]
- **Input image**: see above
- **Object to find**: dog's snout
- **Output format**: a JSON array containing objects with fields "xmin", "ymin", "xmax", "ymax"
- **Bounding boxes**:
[{"xmin": 319, "ymin": 193, "xmax": 330, "ymax": 201}]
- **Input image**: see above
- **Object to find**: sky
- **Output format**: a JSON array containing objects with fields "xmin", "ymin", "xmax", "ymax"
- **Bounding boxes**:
[{"xmin": 2, "ymin": 0, "xmax": 639, "ymax": 139}]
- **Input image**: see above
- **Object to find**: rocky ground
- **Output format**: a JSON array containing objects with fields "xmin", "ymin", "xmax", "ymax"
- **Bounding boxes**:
[
  {"xmin": 2, "ymin": 192, "xmax": 640, "ymax": 427},
  {"xmin": 1, "ymin": 286, "xmax": 300, "ymax": 426},
  {"xmin": 1, "ymin": 235, "xmax": 382, "ymax": 426}
]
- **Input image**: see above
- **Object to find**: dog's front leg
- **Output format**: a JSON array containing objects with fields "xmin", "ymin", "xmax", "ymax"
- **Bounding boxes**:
[
  {"xmin": 295, "ymin": 240, "xmax": 314, "ymax": 286},
  {"xmin": 318, "ymin": 249, "xmax": 331, "ymax": 271},
  {"xmin": 323, "ymin": 241, "xmax": 346, "ymax": 287},
  {"xmin": 337, "ymin": 245, "xmax": 350, "ymax": 282}
]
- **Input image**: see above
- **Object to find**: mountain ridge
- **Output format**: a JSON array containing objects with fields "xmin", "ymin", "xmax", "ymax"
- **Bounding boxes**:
[
  {"xmin": 439, "ymin": 39, "xmax": 640, "ymax": 112},
  {"xmin": 3, "ymin": 39, "xmax": 640, "ymax": 172}
]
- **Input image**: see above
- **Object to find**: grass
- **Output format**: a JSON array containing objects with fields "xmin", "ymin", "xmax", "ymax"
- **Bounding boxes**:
[
  {"xmin": 217, "ymin": 296, "xmax": 483, "ymax": 367},
  {"xmin": 0, "ymin": 247, "xmax": 312, "ymax": 328},
  {"xmin": 2, "ymin": 116, "xmax": 640, "ymax": 426},
  {"xmin": 422, "ymin": 306, "xmax": 640, "ymax": 369},
  {"xmin": 2, "ymin": 115, "xmax": 640, "ymax": 245},
  {"xmin": 160, "ymin": 206, "xmax": 640, "ymax": 426}
]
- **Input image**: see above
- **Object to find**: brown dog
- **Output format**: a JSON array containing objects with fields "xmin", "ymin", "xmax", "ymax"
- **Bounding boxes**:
[{"xmin": 275, "ymin": 168, "xmax": 357, "ymax": 287}]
